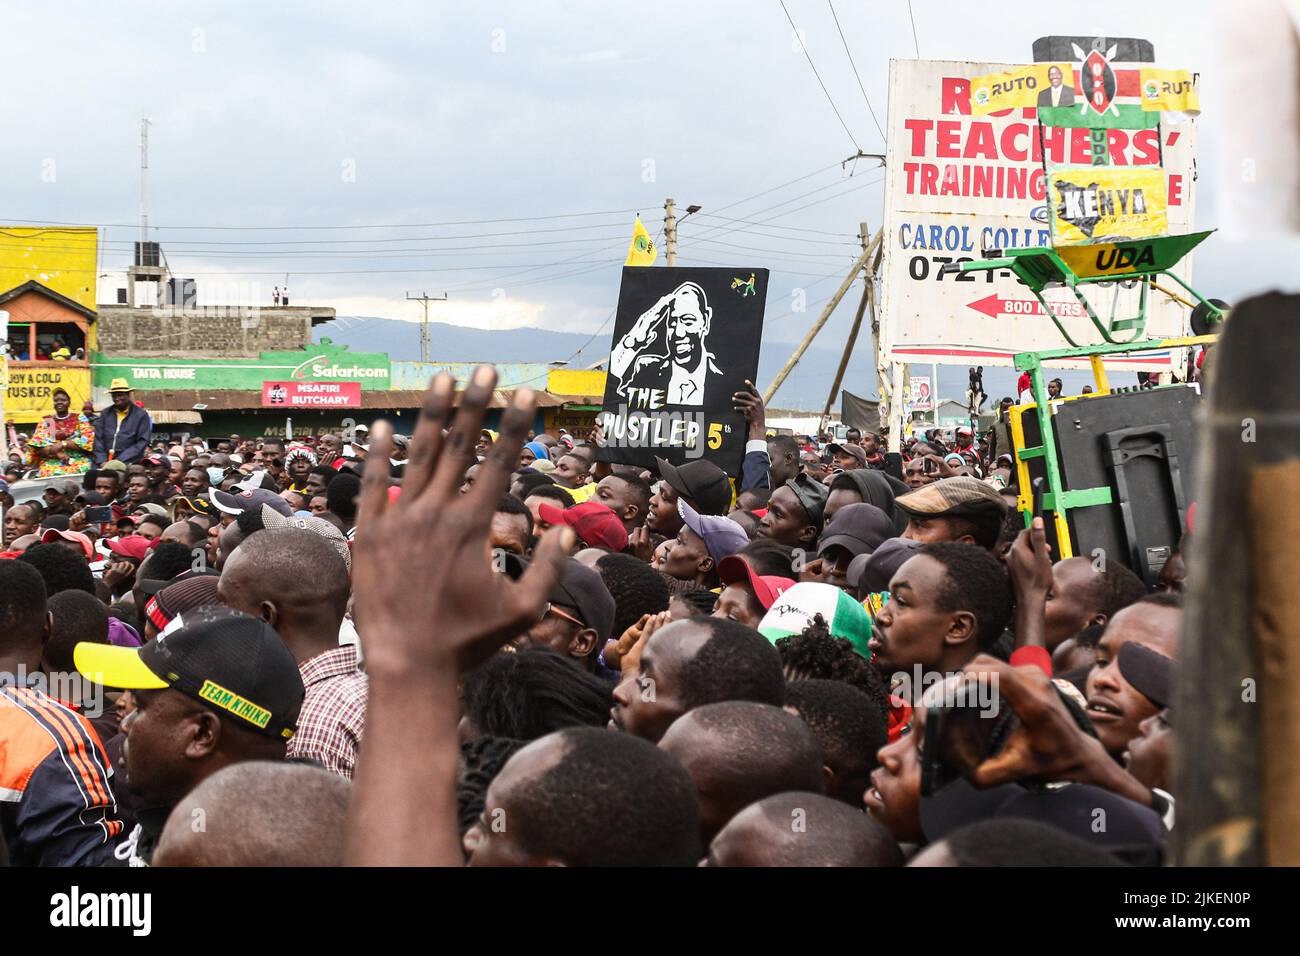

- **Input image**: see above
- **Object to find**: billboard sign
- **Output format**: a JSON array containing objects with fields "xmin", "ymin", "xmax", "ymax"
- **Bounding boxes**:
[{"xmin": 878, "ymin": 44, "xmax": 1198, "ymax": 371}]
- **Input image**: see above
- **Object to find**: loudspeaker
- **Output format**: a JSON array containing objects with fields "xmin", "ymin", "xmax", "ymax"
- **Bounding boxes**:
[{"xmin": 1016, "ymin": 385, "xmax": 1201, "ymax": 586}]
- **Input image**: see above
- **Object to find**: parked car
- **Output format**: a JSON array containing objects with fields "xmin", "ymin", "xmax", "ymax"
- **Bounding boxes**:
[{"xmin": 8, "ymin": 468, "xmax": 90, "ymax": 505}]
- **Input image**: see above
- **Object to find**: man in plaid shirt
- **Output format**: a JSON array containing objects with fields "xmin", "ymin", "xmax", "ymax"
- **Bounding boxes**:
[{"xmin": 218, "ymin": 524, "xmax": 367, "ymax": 778}]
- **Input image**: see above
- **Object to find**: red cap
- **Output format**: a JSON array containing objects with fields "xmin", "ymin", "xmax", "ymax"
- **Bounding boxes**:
[
  {"xmin": 717, "ymin": 555, "xmax": 795, "ymax": 610},
  {"xmin": 106, "ymin": 535, "xmax": 153, "ymax": 561},
  {"xmin": 538, "ymin": 501, "xmax": 628, "ymax": 552},
  {"xmin": 41, "ymin": 528, "xmax": 94, "ymax": 559}
]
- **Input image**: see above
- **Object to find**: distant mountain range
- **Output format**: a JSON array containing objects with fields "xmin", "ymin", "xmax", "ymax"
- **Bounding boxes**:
[{"xmin": 313, "ymin": 316, "xmax": 1091, "ymax": 412}]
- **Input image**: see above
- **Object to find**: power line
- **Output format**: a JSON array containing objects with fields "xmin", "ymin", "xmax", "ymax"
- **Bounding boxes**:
[
  {"xmin": 689, "ymin": 213, "xmax": 852, "ymax": 241},
  {"xmin": 705, "ymin": 160, "xmax": 844, "ymax": 217},
  {"xmin": 907, "ymin": 0, "xmax": 921, "ymax": 57},
  {"xmin": 0, "ymin": 220, "xmax": 633, "ymax": 245},
  {"xmin": 0, "ymin": 208, "xmax": 645, "ymax": 232},
  {"xmin": 827, "ymin": 1, "xmax": 886, "ymax": 143},
  {"xmin": 778, "ymin": 0, "xmax": 862, "ymax": 152}
]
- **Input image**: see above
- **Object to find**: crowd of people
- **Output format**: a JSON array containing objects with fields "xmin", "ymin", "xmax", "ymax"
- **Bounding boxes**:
[{"xmin": 0, "ymin": 367, "xmax": 1187, "ymax": 867}]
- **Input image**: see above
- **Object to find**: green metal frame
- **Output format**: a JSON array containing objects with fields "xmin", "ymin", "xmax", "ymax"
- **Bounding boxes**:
[
  {"xmin": 1011, "ymin": 333, "xmax": 1219, "ymax": 556},
  {"xmin": 944, "ymin": 231, "xmax": 1222, "ymax": 347}
]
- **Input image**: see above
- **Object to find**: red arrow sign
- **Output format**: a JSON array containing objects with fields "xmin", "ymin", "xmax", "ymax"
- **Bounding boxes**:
[{"xmin": 966, "ymin": 294, "xmax": 1090, "ymax": 320}]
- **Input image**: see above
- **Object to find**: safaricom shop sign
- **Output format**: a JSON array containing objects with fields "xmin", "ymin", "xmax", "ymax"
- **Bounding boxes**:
[
  {"xmin": 93, "ymin": 346, "xmax": 393, "ymax": 392},
  {"xmin": 291, "ymin": 358, "xmax": 390, "ymax": 380}
]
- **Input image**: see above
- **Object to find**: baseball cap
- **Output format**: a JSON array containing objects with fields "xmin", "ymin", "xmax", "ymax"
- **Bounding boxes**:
[
  {"xmin": 827, "ymin": 442, "xmax": 868, "ymax": 466},
  {"xmin": 817, "ymin": 503, "xmax": 894, "ymax": 560},
  {"xmin": 717, "ymin": 554, "xmax": 795, "ymax": 611},
  {"xmin": 143, "ymin": 574, "xmax": 223, "ymax": 631},
  {"xmin": 212, "ymin": 487, "xmax": 294, "ymax": 517},
  {"xmin": 138, "ymin": 565, "xmax": 221, "ymax": 597},
  {"xmin": 550, "ymin": 558, "xmax": 616, "ymax": 643},
  {"xmin": 106, "ymin": 535, "xmax": 154, "ymax": 561},
  {"xmin": 142, "ymin": 454, "xmax": 166, "ymax": 467},
  {"xmin": 260, "ymin": 504, "xmax": 351, "ymax": 569},
  {"xmin": 171, "ymin": 496, "xmax": 218, "ymax": 519},
  {"xmin": 74, "ymin": 606, "xmax": 304, "ymax": 740},
  {"xmin": 538, "ymin": 500, "xmax": 628, "ymax": 552},
  {"xmin": 895, "ymin": 476, "xmax": 1008, "ymax": 519},
  {"xmin": 133, "ymin": 502, "xmax": 169, "ymax": 519},
  {"xmin": 1117, "ymin": 642, "xmax": 1176, "ymax": 711},
  {"xmin": 100, "ymin": 460, "xmax": 128, "ymax": 474},
  {"xmin": 44, "ymin": 479, "xmax": 80, "ymax": 497},
  {"xmin": 846, "ymin": 536, "xmax": 923, "ymax": 594},
  {"xmin": 235, "ymin": 471, "xmax": 279, "ymax": 492},
  {"xmin": 677, "ymin": 498, "xmax": 749, "ymax": 564},
  {"xmin": 40, "ymin": 528, "xmax": 94, "ymax": 559},
  {"xmin": 756, "ymin": 581, "xmax": 874, "ymax": 660},
  {"xmin": 655, "ymin": 456, "xmax": 732, "ymax": 516},
  {"xmin": 784, "ymin": 473, "xmax": 830, "ymax": 528},
  {"xmin": 75, "ymin": 490, "xmax": 106, "ymax": 507}
]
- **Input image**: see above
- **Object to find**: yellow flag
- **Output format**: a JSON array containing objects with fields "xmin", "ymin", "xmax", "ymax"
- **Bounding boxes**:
[
  {"xmin": 624, "ymin": 215, "xmax": 658, "ymax": 267},
  {"xmin": 1139, "ymin": 68, "xmax": 1200, "ymax": 116}
]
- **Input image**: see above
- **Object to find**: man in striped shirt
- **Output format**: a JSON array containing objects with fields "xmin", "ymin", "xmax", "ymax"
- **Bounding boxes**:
[{"xmin": 217, "ymin": 525, "xmax": 365, "ymax": 778}]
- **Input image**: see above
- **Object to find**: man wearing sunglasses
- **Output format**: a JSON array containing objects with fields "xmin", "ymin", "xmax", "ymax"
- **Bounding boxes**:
[{"xmin": 514, "ymin": 557, "xmax": 616, "ymax": 674}]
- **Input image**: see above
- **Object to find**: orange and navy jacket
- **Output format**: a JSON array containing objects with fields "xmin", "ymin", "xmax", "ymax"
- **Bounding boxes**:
[{"xmin": 0, "ymin": 685, "xmax": 124, "ymax": 866}]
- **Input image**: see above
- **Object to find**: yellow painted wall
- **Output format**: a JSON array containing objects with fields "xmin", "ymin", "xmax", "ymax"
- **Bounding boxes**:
[
  {"xmin": 547, "ymin": 368, "xmax": 606, "ymax": 397},
  {"xmin": 0, "ymin": 226, "xmax": 98, "ymax": 310},
  {"xmin": 5, "ymin": 366, "xmax": 91, "ymax": 422}
]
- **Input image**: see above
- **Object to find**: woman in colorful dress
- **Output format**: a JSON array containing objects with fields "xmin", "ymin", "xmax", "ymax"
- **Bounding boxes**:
[{"xmin": 26, "ymin": 387, "xmax": 95, "ymax": 477}]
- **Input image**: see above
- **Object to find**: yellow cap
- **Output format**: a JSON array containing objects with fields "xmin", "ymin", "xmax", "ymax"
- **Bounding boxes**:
[
  {"xmin": 74, "ymin": 642, "xmax": 168, "ymax": 690},
  {"xmin": 108, "ymin": 378, "xmax": 133, "ymax": 392}
]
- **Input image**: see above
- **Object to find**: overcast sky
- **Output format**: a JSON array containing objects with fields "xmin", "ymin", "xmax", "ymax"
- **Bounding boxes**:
[{"xmin": 1, "ymin": 0, "xmax": 1292, "ymax": 347}]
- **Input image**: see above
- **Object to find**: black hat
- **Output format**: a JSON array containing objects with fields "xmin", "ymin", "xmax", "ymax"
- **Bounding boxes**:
[
  {"xmin": 846, "ymin": 536, "xmax": 923, "ymax": 593},
  {"xmin": 550, "ymin": 558, "xmax": 616, "ymax": 643},
  {"xmin": 1117, "ymin": 642, "xmax": 1176, "ymax": 711},
  {"xmin": 73, "ymin": 606, "xmax": 304, "ymax": 741},
  {"xmin": 655, "ymin": 456, "xmax": 732, "ymax": 516},
  {"xmin": 211, "ymin": 487, "xmax": 293, "ymax": 517},
  {"xmin": 495, "ymin": 555, "xmax": 616, "ymax": 644},
  {"xmin": 920, "ymin": 778, "xmax": 1167, "ymax": 866},
  {"xmin": 817, "ymin": 503, "xmax": 894, "ymax": 559},
  {"xmin": 783, "ymin": 473, "xmax": 830, "ymax": 528}
]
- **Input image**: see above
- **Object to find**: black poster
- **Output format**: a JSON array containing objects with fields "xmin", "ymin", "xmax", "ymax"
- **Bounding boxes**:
[{"xmin": 596, "ymin": 266, "xmax": 768, "ymax": 475}]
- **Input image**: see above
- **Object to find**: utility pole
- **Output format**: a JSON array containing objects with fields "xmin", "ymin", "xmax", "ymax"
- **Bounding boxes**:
[
  {"xmin": 764, "ymin": 229, "xmax": 882, "ymax": 404},
  {"xmin": 140, "ymin": 116, "xmax": 151, "ymax": 247},
  {"xmin": 819, "ymin": 222, "xmax": 874, "ymax": 432},
  {"xmin": 406, "ymin": 291, "xmax": 447, "ymax": 364},
  {"xmin": 664, "ymin": 198, "xmax": 677, "ymax": 266}
]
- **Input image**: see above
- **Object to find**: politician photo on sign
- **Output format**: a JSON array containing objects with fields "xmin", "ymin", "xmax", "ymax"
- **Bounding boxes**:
[
  {"xmin": 1037, "ymin": 65, "xmax": 1076, "ymax": 107},
  {"xmin": 611, "ymin": 281, "xmax": 724, "ymax": 407}
]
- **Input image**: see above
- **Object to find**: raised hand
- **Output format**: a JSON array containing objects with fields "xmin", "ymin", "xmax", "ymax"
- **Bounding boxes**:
[
  {"xmin": 346, "ymin": 366, "xmax": 574, "ymax": 867},
  {"xmin": 351, "ymin": 367, "xmax": 573, "ymax": 675}
]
